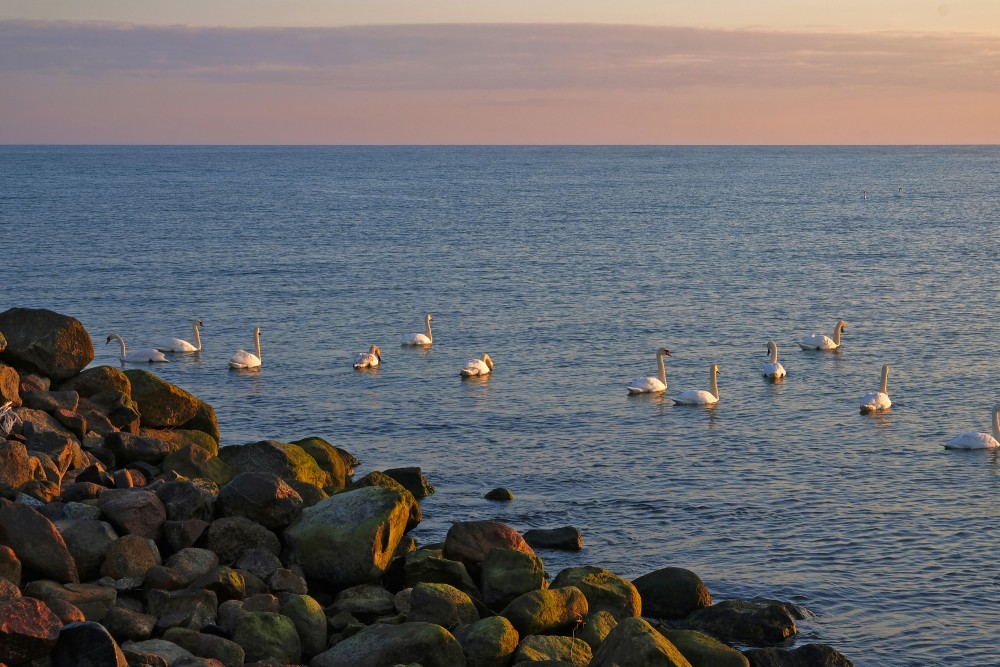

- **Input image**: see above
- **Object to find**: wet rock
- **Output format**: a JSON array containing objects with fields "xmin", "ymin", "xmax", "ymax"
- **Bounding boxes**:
[
  {"xmin": 500, "ymin": 586, "xmax": 589, "ymax": 636},
  {"xmin": 0, "ymin": 497, "xmax": 79, "ymax": 582},
  {"xmin": 661, "ymin": 628, "xmax": 750, "ymax": 667},
  {"xmin": 445, "ymin": 520, "xmax": 535, "ymax": 579},
  {"xmin": 161, "ymin": 445, "xmax": 232, "ymax": 487},
  {"xmin": 0, "ymin": 308, "xmax": 94, "ymax": 380},
  {"xmin": 523, "ymin": 527, "xmax": 583, "ymax": 552},
  {"xmin": 101, "ymin": 534, "xmax": 161, "ymax": 580},
  {"xmin": 230, "ymin": 611, "xmax": 301, "ymax": 665},
  {"xmin": 383, "ymin": 466, "xmax": 436, "ymax": 498},
  {"xmin": 514, "ymin": 634, "xmax": 592, "ymax": 666},
  {"xmin": 311, "ymin": 621, "xmax": 466, "ymax": 667},
  {"xmin": 551, "ymin": 566, "xmax": 640, "ymax": 621},
  {"xmin": 0, "ymin": 596, "xmax": 62, "ymax": 665},
  {"xmin": 484, "ymin": 487, "xmax": 514, "ymax": 501},
  {"xmin": 406, "ymin": 582, "xmax": 479, "ymax": 628},
  {"xmin": 455, "ymin": 615, "xmax": 519, "ymax": 667},
  {"xmin": 684, "ymin": 599, "xmax": 798, "ymax": 646},
  {"xmin": 480, "ymin": 547, "xmax": 548, "ymax": 610},
  {"xmin": 23, "ymin": 580, "xmax": 117, "ymax": 621},
  {"xmin": 58, "ymin": 365, "xmax": 131, "ymax": 398},
  {"xmin": 591, "ymin": 616, "xmax": 692, "ymax": 667},
  {"xmin": 218, "ymin": 440, "xmax": 328, "ymax": 488},
  {"xmin": 633, "ymin": 566, "xmax": 713, "ymax": 620},
  {"xmin": 123, "ymin": 369, "xmax": 200, "ymax": 428},
  {"xmin": 216, "ymin": 472, "xmax": 303, "ymax": 531},
  {"xmin": 98, "ymin": 488, "xmax": 166, "ymax": 540},
  {"xmin": 279, "ymin": 594, "xmax": 328, "ymax": 659},
  {"xmin": 203, "ymin": 516, "xmax": 281, "ymax": 564},
  {"xmin": 743, "ymin": 643, "xmax": 855, "ymax": 667},
  {"xmin": 52, "ymin": 620, "xmax": 128, "ymax": 667}
]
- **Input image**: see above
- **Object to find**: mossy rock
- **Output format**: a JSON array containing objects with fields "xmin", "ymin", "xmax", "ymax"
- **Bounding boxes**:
[
  {"xmin": 290, "ymin": 436, "xmax": 350, "ymax": 491},
  {"xmin": 218, "ymin": 440, "xmax": 327, "ymax": 488},
  {"xmin": 141, "ymin": 428, "xmax": 219, "ymax": 456},
  {"xmin": 455, "ymin": 615, "xmax": 519, "ymax": 667},
  {"xmin": 180, "ymin": 399, "xmax": 220, "ymax": 444},
  {"xmin": 661, "ymin": 628, "xmax": 749, "ymax": 667},
  {"xmin": 122, "ymin": 369, "xmax": 199, "ymax": 429},
  {"xmin": 551, "ymin": 566, "xmax": 640, "ymax": 621},
  {"xmin": 59, "ymin": 365, "xmax": 131, "ymax": 398},
  {"xmin": 230, "ymin": 611, "xmax": 301, "ymax": 664}
]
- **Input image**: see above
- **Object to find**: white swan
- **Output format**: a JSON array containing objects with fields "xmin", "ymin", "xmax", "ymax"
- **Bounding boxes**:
[
  {"xmin": 461, "ymin": 353, "xmax": 493, "ymax": 377},
  {"xmin": 627, "ymin": 347, "xmax": 671, "ymax": 394},
  {"xmin": 860, "ymin": 364, "xmax": 892, "ymax": 414},
  {"xmin": 672, "ymin": 363, "xmax": 720, "ymax": 406},
  {"xmin": 154, "ymin": 319, "xmax": 204, "ymax": 353},
  {"xmin": 944, "ymin": 402, "xmax": 1000, "ymax": 449},
  {"xmin": 353, "ymin": 344, "xmax": 381, "ymax": 370},
  {"xmin": 762, "ymin": 340, "xmax": 786, "ymax": 381},
  {"xmin": 106, "ymin": 333, "xmax": 169, "ymax": 363},
  {"xmin": 799, "ymin": 320, "xmax": 846, "ymax": 351},
  {"xmin": 402, "ymin": 314, "xmax": 433, "ymax": 346},
  {"xmin": 229, "ymin": 327, "xmax": 262, "ymax": 370}
]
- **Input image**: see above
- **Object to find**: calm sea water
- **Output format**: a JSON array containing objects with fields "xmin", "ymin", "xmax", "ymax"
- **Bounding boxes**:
[{"xmin": 2, "ymin": 146, "xmax": 999, "ymax": 665}]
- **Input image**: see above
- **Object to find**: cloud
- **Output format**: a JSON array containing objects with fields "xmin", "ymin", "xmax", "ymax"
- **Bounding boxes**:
[{"xmin": 2, "ymin": 20, "xmax": 999, "ymax": 92}]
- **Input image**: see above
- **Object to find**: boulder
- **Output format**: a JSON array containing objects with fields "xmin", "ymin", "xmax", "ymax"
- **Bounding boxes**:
[
  {"xmin": 147, "ymin": 588, "xmax": 218, "ymax": 622},
  {"xmin": 406, "ymin": 582, "xmax": 479, "ymax": 628},
  {"xmin": 0, "ymin": 498, "xmax": 79, "ymax": 582},
  {"xmin": 22, "ymin": 581, "xmax": 117, "ymax": 621},
  {"xmin": 0, "ymin": 544, "xmax": 22, "ymax": 585},
  {"xmin": 57, "ymin": 517, "xmax": 118, "ymax": 582},
  {"xmin": 0, "ymin": 362, "xmax": 21, "ymax": 408},
  {"xmin": 514, "ymin": 634, "xmax": 592, "ymax": 666},
  {"xmin": 0, "ymin": 308, "xmax": 94, "ymax": 380},
  {"xmin": 180, "ymin": 399, "xmax": 220, "ymax": 444},
  {"xmin": 590, "ymin": 616, "xmax": 692, "ymax": 667},
  {"xmin": 58, "ymin": 365, "xmax": 131, "ymax": 398},
  {"xmin": 61, "ymin": 481, "xmax": 106, "ymax": 503},
  {"xmin": 102, "ymin": 606, "xmax": 157, "ymax": 643},
  {"xmin": 88, "ymin": 390, "xmax": 141, "ymax": 429},
  {"xmin": 97, "ymin": 488, "xmax": 166, "ymax": 540},
  {"xmin": 202, "ymin": 516, "xmax": 280, "ymax": 564},
  {"xmin": 500, "ymin": 586, "xmax": 588, "ymax": 636},
  {"xmin": 22, "ymin": 389, "xmax": 79, "ymax": 413},
  {"xmin": 188, "ymin": 566, "xmax": 246, "ymax": 603},
  {"xmin": 230, "ymin": 610, "xmax": 301, "ymax": 664},
  {"xmin": 633, "ymin": 567, "xmax": 712, "ymax": 620},
  {"xmin": 53, "ymin": 408, "xmax": 88, "ymax": 438},
  {"xmin": 52, "ymin": 620, "xmax": 128, "ymax": 667},
  {"xmin": 286, "ymin": 479, "xmax": 328, "ymax": 507},
  {"xmin": 661, "ymin": 628, "xmax": 750, "ymax": 667},
  {"xmin": 26, "ymin": 428, "xmax": 84, "ymax": 474},
  {"xmin": 551, "ymin": 566, "xmax": 640, "ymax": 621},
  {"xmin": 100, "ymin": 534, "xmax": 161, "ymax": 579},
  {"xmin": 445, "ymin": 520, "xmax": 535, "ymax": 578},
  {"xmin": 289, "ymin": 436, "xmax": 350, "ymax": 491},
  {"xmin": 349, "ymin": 471, "xmax": 422, "ymax": 530},
  {"xmin": 141, "ymin": 428, "xmax": 219, "ymax": 456},
  {"xmin": 382, "ymin": 466, "xmax": 436, "ymax": 498},
  {"xmin": 284, "ymin": 486, "xmax": 417, "ymax": 587},
  {"xmin": 0, "ymin": 439, "xmax": 36, "ymax": 497},
  {"xmin": 104, "ymin": 432, "xmax": 181, "ymax": 466},
  {"xmin": 404, "ymin": 548, "xmax": 480, "ymax": 599},
  {"xmin": 120, "ymin": 638, "xmax": 195, "ymax": 665},
  {"xmin": 455, "ymin": 615, "xmax": 519, "ymax": 667},
  {"xmin": 279, "ymin": 594, "xmax": 328, "ymax": 659},
  {"xmin": 523, "ymin": 527, "xmax": 583, "ymax": 552},
  {"xmin": 232, "ymin": 548, "xmax": 282, "ymax": 581},
  {"xmin": 577, "ymin": 609, "xmax": 617, "ymax": 651},
  {"xmin": 0, "ymin": 596, "xmax": 62, "ymax": 665},
  {"xmin": 216, "ymin": 472, "xmax": 303, "ymax": 531},
  {"xmin": 328, "ymin": 583, "xmax": 397, "ymax": 622},
  {"xmin": 122, "ymin": 369, "xmax": 200, "ymax": 428},
  {"xmin": 162, "ymin": 519, "xmax": 210, "ymax": 553},
  {"xmin": 164, "ymin": 548, "xmax": 219, "ymax": 584},
  {"xmin": 0, "ymin": 577, "xmax": 21, "ymax": 601},
  {"xmin": 684, "ymin": 599, "xmax": 798, "ymax": 646},
  {"xmin": 161, "ymin": 627, "xmax": 245, "ymax": 667},
  {"xmin": 160, "ymin": 445, "xmax": 232, "ymax": 486},
  {"xmin": 481, "ymin": 547, "xmax": 548, "ymax": 610},
  {"xmin": 311, "ymin": 621, "xmax": 466, "ymax": 667},
  {"xmin": 155, "ymin": 478, "xmax": 218, "ymax": 522},
  {"xmin": 484, "ymin": 487, "xmax": 513, "ymax": 501},
  {"xmin": 45, "ymin": 597, "xmax": 86, "ymax": 625},
  {"xmin": 743, "ymin": 643, "xmax": 855, "ymax": 667},
  {"xmin": 218, "ymin": 440, "xmax": 327, "ymax": 487}
]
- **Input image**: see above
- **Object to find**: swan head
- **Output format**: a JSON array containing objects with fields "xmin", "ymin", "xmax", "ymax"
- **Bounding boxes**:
[
  {"xmin": 766, "ymin": 340, "xmax": 776, "ymax": 355},
  {"xmin": 712, "ymin": 363, "xmax": 720, "ymax": 375},
  {"xmin": 483, "ymin": 353, "xmax": 494, "ymax": 370},
  {"xmin": 195, "ymin": 319, "xmax": 204, "ymax": 328},
  {"xmin": 837, "ymin": 320, "xmax": 847, "ymax": 332},
  {"xmin": 371, "ymin": 344, "xmax": 382, "ymax": 361},
  {"xmin": 105, "ymin": 334, "xmax": 120, "ymax": 345},
  {"xmin": 426, "ymin": 314, "xmax": 433, "ymax": 322},
  {"xmin": 657, "ymin": 347, "xmax": 672, "ymax": 357},
  {"xmin": 255, "ymin": 327, "xmax": 262, "ymax": 336}
]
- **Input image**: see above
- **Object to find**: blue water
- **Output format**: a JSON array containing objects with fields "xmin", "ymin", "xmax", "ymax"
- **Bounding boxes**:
[{"xmin": 2, "ymin": 146, "xmax": 999, "ymax": 666}]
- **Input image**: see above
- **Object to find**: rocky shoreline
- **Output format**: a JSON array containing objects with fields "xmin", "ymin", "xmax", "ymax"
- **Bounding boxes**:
[{"xmin": 0, "ymin": 308, "xmax": 854, "ymax": 667}]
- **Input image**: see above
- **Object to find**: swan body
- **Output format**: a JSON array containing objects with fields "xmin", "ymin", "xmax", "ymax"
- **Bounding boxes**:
[
  {"xmin": 799, "ymin": 320, "xmax": 846, "ymax": 351},
  {"xmin": 860, "ymin": 364, "xmax": 892, "ymax": 414},
  {"xmin": 154, "ymin": 319, "xmax": 204, "ymax": 353},
  {"xmin": 461, "ymin": 353, "xmax": 493, "ymax": 377},
  {"xmin": 762, "ymin": 340, "xmax": 786, "ymax": 381},
  {"xmin": 353, "ymin": 344, "xmax": 381, "ymax": 369},
  {"xmin": 402, "ymin": 314, "xmax": 433, "ymax": 346},
  {"xmin": 229, "ymin": 327, "xmax": 262, "ymax": 369},
  {"xmin": 627, "ymin": 347, "xmax": 671, "ymax": 394},
  {"xmin": 673, "ymin": 363, "xmax": 720, "ymax": 406},
  {"xmin": 944, "ymin": 403, "xmax": 1000, "ymax": 449},
  {"xmin": 106, "ymin": 333, "xmax": 169, "ymax": 363}
]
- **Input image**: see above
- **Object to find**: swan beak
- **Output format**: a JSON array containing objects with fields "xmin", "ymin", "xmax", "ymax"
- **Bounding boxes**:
[
  {"xmin": 105, "ymin": 336, "xmax": 112, "ymax": 345},
  {"xmin": 664, "ymin": 349, "xmax": 672, "ymax": 357}
]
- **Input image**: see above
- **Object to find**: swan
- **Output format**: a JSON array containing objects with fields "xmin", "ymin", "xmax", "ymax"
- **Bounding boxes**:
[
  {"xmin": 799, "ymin": 320, "xmax": 846, "ymax": 351},
  {"xmin": 402, "ymin": 314, "xmax": 433, "ymax": 346},
  {"xmin": 860, "ymin": 364, "xmax": 892, "ymax": 414},
  {"xmin": 672, "ymin": 363, "xmax": 720, "ymax": 406},
  {"xmin": 944, "ymin": 402, "xmax": 1000, "ymax": 449},
  {"xmin": 154, "ymin": 319, "xmax": 204, "ymax": 353},
  {"xmin": 106, "ymin": 333, "xmax": 169, "ymax": 363},
  {"xmin": 229, "ymin": 327, "xmax": 262, "ymax": 370},
  {"xmin": 461, "ymin": 353, "xmax": 493, "ymax": 378},
  {"xmin": 353, "ymin": 344, "xmax": 381, "ymax": 370},
  {"xmin": 627, "ymin": 347, "xmax": 671, "ymax": 394},
  {"xmin": 762, "ymin": 340, "xmax": 786, "ymax": 381}
]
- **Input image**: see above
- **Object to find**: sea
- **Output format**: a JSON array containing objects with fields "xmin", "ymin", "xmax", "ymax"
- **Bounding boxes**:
[{"xmin": 2, "ymin": 146, "xmax": 998, "ymax": 666}]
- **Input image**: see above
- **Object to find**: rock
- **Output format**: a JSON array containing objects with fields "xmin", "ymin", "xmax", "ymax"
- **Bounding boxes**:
[
  {"xmin": 61, "ymin": 481, "xmax": 106, "ymax": 503},
  {"xmin": 58, "ymin": 365, "xmax": 131, "ymax": 398},
  {"xmin": 189, "ymin": 566, "xmax": 246, "ymax": 603},
  {"xmin": 406, "ymin": 582, "xmax": 479, "ymax": 628},
  {"xmin": 289, "ymin": 436, "xmax": 350, "ymax": 491},
  {"xmin": 22, "ymin": 580, "xmax": 117, "ymax": 621},
  {"xmin": 103, "ymin": 606, "xmax": 157, "ymax": 643},
  {"xmin": 684, "ymin": 599, "xmax": 798, "ymax": 646},
  {"xmin": 161, "ymin": 445, "xmax": 232, "ymax": 487},
  {"xmin": 19, "ymin": 478, "xmax": 61, "ymax": 503},
  {"xmin": 382, "ymin": 466, "xmax": 435, "ymax": 498},
  {"xmin": 101, "ymin": 534, "xmax": 161, "ymax": 579},
  {"xmin": 148, "ymin": 588, "xmax": 218, "ymax": 632},
  {"xmin": 58, "ymin": 517, "xmax": 119, "ymax": 581},
  {"xmin": 230, "ymin": 611, "xmax": 301, "ymax": 664},
  {"xmin": 661, "ymin": 628, "xmax": 750, "ymax": 667},
  {"xmin": 45, "ymin": 597, "xmax": 86, "ymax": 624},
  {"xmin": 404, "ymin": 548, "xmax": 480, "ymax": 599},
  {"xmin": 0, "ymin": 577, "xmax": 21, "ymax": 601},
  {"xmin": 121, "ymin": 638, "xmax": 195, "ymax": 665},
  {"xmin": 285, "ymin": 479, "xmax": 328, "ymax": 507},
  {"xmin": 484, "ymin": 487, "xmax": 513, "ymax": 501},
  {"xmin": 0, "ymin": 498, "xmax": 79, "ymax": 582},
  {"xmin": 590, "ymin": 616, "xmax": 692, "ymax": 667},
  {"xmin": 455, "ymin": 615, "xmax": 519, "ymax": 667},
  {"xmin": 0, "ymin": 308, "xmax": 94, "ymax": 380},
  {"xmin": 218, "ymin": 440, "xmax": 328, "ymax": 488},
  {"xmin": 30, "ymin": 450, "xmax": 63, "ymax": 483},
  {"xmin": 141, "ymin": 428, "xmax": 219, "ymax": 457},
  {"xmin": 349, "ymin": 471, "xmax": 422, "ymax": 530},
  {"xmin": 514, "ymin": 634, "xmax": 592, "ymax": 666},
  {"xmin": 633, "ymin": 567, "xmax": 712, "ymax": 620},
  {"xmin": 0, "ymin": 439, "xmax": 36, "ymax": 498},
  {"xmin": 500, "ymin": 586, "xmax": 589, "ymax": 636},
  {"xmin": 0, "ymin": 596, "xmax": 62, "ymax": 665},
  {"xmin": 162, "ymin": 627, "xmax": 246, "ymax": 667},
  {"xmin": 165, "ymin": 548, "xmax": 222, "ymax": 585},
  {"xmin": 104, "ymin": 432, "xmax": 181, "ymax": 466},
  {"xmin": 162, "ymin": 519, "xmax": 210, "ymax": 553},
  {"xmin": 481, "ymin": 547, "xmax": 548, "ymax": 610},
  {"xmin": 279, "ymin": 594, "xmax": 328, "ymax": 659},
  {"xmin": 155, "ymin": 478, "xmax": 218, "ymax": 522},
  {"xmin": 22, "ymin": 389, "xmax": 79, "ymax": 414},
  {"xmin": 577, "ymin": 609, "xmax": 617, "ymax": 651},
  {"xmin": 52, "ymin": 620, "xmax": 128, "ymax": 666},
  {"xmin": 284, "ymin": 486, "xmax": 417, "ymax": 587},
  {"xmin": 232, "ymin": 548, "xmax": 282, "ymax": 582},
  {"xmin": 311, "ymin": 622, "xmax": 466, "ymax": 667},
  {"xmin": 54, "ymin": 408, "xmax": 88, "ymax": 438},
  {"xmin": 180, "ymin": 399, "xmax": 220, "ymax": 444},
  {"xmin": 216, "ymin": 472, "xmax": 303, "ymax": 531},
  {"xmin": 329, "ymin": 583, "xmax": 398, "ymax": 621},
  {"xmin": 523, "ymin": 527, "xmax": 582, "ymax": 552},
  {"xmin": 87, "ymin": 390, "xmax": 141, "ymax": 429},
  {"xmin": 445, "ymin": 520, "xmax": 535, "ymax": 579},
  {"xmin": 75, "ymin": 400, "xmax": 119, "ymax": 437},
  {"xmin": 97, "ymin": 488, "xmax": 166, "ymax": 540},
  {"xmin": 122, "ymin": 370, "xmax": 200, "ymax": 428},
  {"xmin": 203, "ymin": 516, "xmax": 280, "ymax": 564},
  {"xmin": 26, "ymin": 428, "xmax": 83, "ymax": 474},
  {"xmin": 743, "ymin": 643, "xmax": 855, "ymax": 667},
  {"xmin": 0, "ymin": 544, "xmax": 22, "ymax": 585},
  {"xmin": 0, "ymin": 362, "xmax": 21, "ymax": 408},
  {"xmin": 551, "ymin": 566, "xmax": 640, "ymax": 621}
]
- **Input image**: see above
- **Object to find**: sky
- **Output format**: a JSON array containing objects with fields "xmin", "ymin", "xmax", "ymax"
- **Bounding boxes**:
[{"xmin": 2, "ymin": 1, "xmax": 999, "ymax": 144}]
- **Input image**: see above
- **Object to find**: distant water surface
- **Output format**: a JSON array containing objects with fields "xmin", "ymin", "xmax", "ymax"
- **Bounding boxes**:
[{"xmin": 2, "ymin": 146, "xmax": 999, "ymax": 666}]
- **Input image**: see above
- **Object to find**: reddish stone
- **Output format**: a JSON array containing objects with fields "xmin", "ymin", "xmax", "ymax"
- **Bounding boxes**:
[{"xmin": 0, "ymin": 596, "xmax": 62, "ymax": 665}]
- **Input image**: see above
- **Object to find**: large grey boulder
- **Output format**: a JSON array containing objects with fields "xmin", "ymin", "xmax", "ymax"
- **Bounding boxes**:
[
  {"xmin": 57, "ymin": 518, "xmax": 118, "ymax": 582},
  {"xmin": 203, "ymin": 516, "xmax": 280, "ymax": 564},
  {"xmin": 0, "ymin": 308, "xmax": 94, "ymax": 380},
  {"xmin": 311, "ymin": 621, "xmax": 466, "ymax": 667}
]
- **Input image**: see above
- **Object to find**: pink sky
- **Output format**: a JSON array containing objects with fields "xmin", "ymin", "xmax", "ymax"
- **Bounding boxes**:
[{"xmin": 2, "ymin": 20, "xmax": 999, "ymax": 144}]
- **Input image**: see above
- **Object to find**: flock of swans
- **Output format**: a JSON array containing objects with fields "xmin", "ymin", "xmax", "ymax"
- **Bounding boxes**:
[{"xmin": 106, "ymin": 316, "xmax": 999, "ymax": 451}]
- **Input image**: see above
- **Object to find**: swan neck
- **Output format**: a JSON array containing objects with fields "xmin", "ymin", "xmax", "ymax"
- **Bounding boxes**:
[
  {"xmin": 425, "ymin": 316, "xmax": 432, "ymax": 340},
  {"xmin": 657, "ymin": 351, "xmax": 666, "ymax": 385},
  {"xmin": 993, "ymin": 404, "xmax": 1000, "ymax": 439},
  {"xmin": 832, "ymin": 324, "xmax": 842, "ymax": 346},
  {"xmin": 770, "ymin": 343, "xmax": 779, "ymax": 364},
  {"xmin": 254, "ymin": 331, "xmax": 261, "ymax": 360},
  {"xmin": 193, "ymin": 323, "xmax": 202, "ymax": 350},
  {"xmin": 112, "ymin": 334, "xmax": 126, "ymax": 359},
  {"xmin": 710, "ymin": 367, "xmax": 719, "ymax": 399},
  {"xmin": 880, "ymin": 366, "xmax": 889, "ymax": 394}
]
